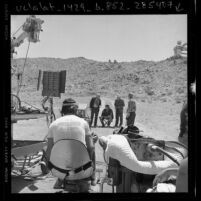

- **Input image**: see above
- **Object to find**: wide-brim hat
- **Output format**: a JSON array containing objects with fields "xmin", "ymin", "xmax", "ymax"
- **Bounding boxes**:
[
  {"xmin": 177, "ymin": 40, "xmax": 182, "ymax": 45},
  {"xmin": 62, "ymin": 98, "xmax": 77, "ymax": 106}
]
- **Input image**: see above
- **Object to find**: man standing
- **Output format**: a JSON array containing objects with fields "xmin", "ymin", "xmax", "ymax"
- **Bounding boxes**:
[
  {"xmin": 99, "ymin": 105, "xmax": 114, "ymax": 127},
  {"xmin": 89, "ymin": 94, "xmax": 101, "ymax": 127},
  {"xmin": 46, "ymin": 98, "xmax": 96, "ymax": 191},
  {"xmin": 126, "ymin": 93, "xmax": 136, "ymax": 126},
  {"xmin": 178, "ymin": 100, "xmax": 188, "ymax": 138},
  {"xmin": 114, "ymin": 95, "xmax": 125, "ymax": 127}
]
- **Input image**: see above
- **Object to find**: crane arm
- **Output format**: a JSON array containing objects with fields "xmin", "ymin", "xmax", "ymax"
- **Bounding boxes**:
[
  {"xmin": 11, "ymin": 15, "xmax": 44, "ymax": 57},
  {"xmin": 11, "ymin": 32, "xmax": 29, "ymax": 48}
]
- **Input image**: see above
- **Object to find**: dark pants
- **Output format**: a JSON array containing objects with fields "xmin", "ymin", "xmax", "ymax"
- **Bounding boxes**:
[
  {"xmin": 126, "ymin": 112, "xmax": 136, "ymax": 126},
  {"xmin": 115, "ymin": 109, "xmax": 123, "ymax": 126},
  {"xmin": 90, "ymin": 148, "xmax": 96, "ymax": 181},
  {"xmin": 179, "ymin": 109, "xmax": 188, "ymax": 137},
  {"xmin": 90, "ymin": 108, "xmax": 99, "ymax": 127},
  {"xmin": 55, "ymin": 178, "xmax": 91, "ymax": 192}
]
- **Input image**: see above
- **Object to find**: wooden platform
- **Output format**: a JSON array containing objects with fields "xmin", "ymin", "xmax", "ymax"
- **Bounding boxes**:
[
  {"xmin": 12, "ymin": 141, "xmax": 47, "ymax": 158},
  {"xmin": 11, "ymin": 112, "xmax": 47, "ymax": 123}
]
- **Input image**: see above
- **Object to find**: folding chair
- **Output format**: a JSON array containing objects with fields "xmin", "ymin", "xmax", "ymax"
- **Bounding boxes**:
[{"xmin": 99, "ymin": 117, "xmax": 112, "ymax": 127}]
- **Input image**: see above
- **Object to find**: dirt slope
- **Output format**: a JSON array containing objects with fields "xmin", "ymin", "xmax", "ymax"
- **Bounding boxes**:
[{"xmin": 12, "ymin": 57, "xmax": 187, "ymax": 104}]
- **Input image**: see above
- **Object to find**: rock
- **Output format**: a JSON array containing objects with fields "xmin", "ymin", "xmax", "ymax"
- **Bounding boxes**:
[{"xmin": 144, "ymin": 86, "xmax": 155, "ymax": 96}]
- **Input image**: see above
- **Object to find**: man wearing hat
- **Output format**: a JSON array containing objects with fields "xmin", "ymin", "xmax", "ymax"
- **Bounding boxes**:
[
  {"xmin": 99, "ymin": 104, "xmax": 114, "ymax": 127},
  {"xmin": 89, "ymin": 94, "xmax": 102, "ymax": 127},
  {"xmin": 126, "ymin": 93, "xmax": 136, "ymax": 126},
  {"xmin": 45, "ymin": 98, "xmax": 96, "ymax": 191},
  {"xmin": 114, "ymin": 95, "xmax": 125, "ymax": 127}
]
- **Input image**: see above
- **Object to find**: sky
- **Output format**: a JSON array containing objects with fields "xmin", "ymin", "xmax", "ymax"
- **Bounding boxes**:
[{"xmin": 11, "ymin": 15, "xmax": 187, "ymax": 62}]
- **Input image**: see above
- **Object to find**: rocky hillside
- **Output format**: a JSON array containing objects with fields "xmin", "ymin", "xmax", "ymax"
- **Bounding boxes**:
[{"xmin": 11, "ymin": 57, "xmax": 187, "ymax": 103}]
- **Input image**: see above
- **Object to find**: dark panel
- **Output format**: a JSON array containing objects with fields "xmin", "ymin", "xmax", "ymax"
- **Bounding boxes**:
[
  {"xmin": 59, "ymin": 70, "xmax": 66, "ymax": 93},
  {"xmin": 42, "ymin": 71, "xmax": 61, "ymax": 97},
  {"xmin": 37, "ymin": 70, "xmax": 42, "ymax": 91}
]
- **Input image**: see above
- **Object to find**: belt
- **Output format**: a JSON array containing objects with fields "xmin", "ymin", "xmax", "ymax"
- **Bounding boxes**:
[{"xmin": 48, "ymin": 161, "xmax": 92, "ymax": 177}]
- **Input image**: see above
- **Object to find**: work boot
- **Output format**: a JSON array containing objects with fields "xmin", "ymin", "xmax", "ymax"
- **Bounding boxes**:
[
  {"xmin": 91, "ymin": 178, "xmax": 97, "ymax": 186},
  {"xmin": 54, "ymin": 178, "xmax": 64, "ymax": 189}
]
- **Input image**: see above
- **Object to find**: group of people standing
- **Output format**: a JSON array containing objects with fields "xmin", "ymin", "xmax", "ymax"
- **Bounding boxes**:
[{"xmin": 89, "ymin": 93, "xmax": 136, "ymax": 128}]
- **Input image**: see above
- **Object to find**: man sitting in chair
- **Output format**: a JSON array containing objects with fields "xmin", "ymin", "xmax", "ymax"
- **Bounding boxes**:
[
  {"xmin": 45, "ymin": 98, "xmax": 96, "ymax": 192},
  {"xmin": 99, "ymin": 105, "xmax": 114, "ymax": 127}
]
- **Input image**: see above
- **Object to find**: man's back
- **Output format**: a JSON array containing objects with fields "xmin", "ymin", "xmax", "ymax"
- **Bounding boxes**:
[{"xmin": 47, "ymin": 115, "xmax": 90, "ymax": 145}]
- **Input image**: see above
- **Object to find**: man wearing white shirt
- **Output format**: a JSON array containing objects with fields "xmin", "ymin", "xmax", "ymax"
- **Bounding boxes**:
[{"xmin": 46, "ymin": 98, "xmax": 96, "ymax": 190}]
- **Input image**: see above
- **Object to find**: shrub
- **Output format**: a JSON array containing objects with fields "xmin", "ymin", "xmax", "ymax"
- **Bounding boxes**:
[{"xmin": 145, "ymin": 86, "xmax": 154, "ymax": 96}]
